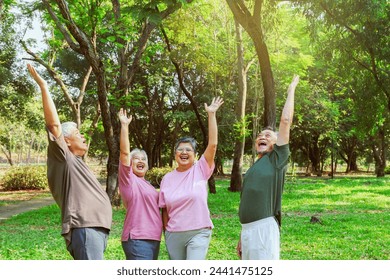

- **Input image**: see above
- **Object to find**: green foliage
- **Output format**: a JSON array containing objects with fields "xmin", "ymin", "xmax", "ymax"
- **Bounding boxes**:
[
  {"xmin": 2, "ymin": 166, "xmax": 48, "ymax": 191},
  {"xmin": 145, "ymin": 166, "xmax": 173, "ymax": 188},
  {"xmin": 232, "ymin": 113, "xmax": 254, "ymax": 141},
  {"xmin": 385, "ymin": 166, "xmax": 390, "ymax": 175}
]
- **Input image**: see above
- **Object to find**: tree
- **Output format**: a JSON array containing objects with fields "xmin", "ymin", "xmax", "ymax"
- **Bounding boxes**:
[
  {"xmin": 229, "ymin": 20, "xmax": 255, "ymax": 192},
  {"xmin": 21, "ymin": 40, "xmax": 101, "ymax": 161},
  {"xmin": 156, "ymin": 0, "xmax": 238, "ymax": 193},
  {"xmin": 0, "ymin": 1, "xmax": 43, "ymax": 165},
  {"xmin": 294, "ymin": 0, "xmax": 389, "ymax": 176},
  {"xmin": 37, "ymin": 0, "xmax": 194, "ymax": 204},
  {"xmin": 226, "ymin": 0, "xmax": 277, "ymax": 129}
]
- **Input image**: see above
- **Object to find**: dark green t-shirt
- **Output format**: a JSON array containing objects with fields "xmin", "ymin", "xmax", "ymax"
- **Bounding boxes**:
[
  {"xmin": 238, "ymin": 144, "xmax": 290, "ymax": 226},
  {"xmin": 46, "ymin": 131, "xmax": 112, "ymax": 244}
]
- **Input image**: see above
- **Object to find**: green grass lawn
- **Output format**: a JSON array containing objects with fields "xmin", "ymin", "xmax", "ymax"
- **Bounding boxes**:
[{"xmin": 0, "ymin": 176, "xmax": 389, "ymax": 260}]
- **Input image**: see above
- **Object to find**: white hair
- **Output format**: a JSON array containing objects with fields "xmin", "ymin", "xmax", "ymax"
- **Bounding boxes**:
[{"xmin": 61, "ymin": 122, "xmax": 77, "ymax": 138}]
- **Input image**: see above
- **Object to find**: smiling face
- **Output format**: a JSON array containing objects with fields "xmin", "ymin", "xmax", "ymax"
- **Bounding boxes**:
[
  {"xmin": 255, "ymin": 129, "xmax": 277, "ymax": 157},
  {"xmin": 175, "ymin": 142, "xmax": 196, "ymax": 172},
  {"xmin": 64, "ymin": 128, "xmax": 88, "ymax": 157},
  {"xmin": 131, "ymin": 151, "xmax": 148, "ymax": 178}
]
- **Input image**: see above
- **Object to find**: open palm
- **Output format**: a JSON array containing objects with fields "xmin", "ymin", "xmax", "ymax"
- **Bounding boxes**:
[
  {"xmin": 118, "ymin": 108, "xmax": 132, "ymax": 125},
  {"xmin": 205, "ymin": 96, "xmax": 224, "ymax": 113}
]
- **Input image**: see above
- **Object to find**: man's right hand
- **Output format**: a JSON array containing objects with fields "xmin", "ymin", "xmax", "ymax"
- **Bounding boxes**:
[{"xmin": 236, "ymin": 239, "xmax": 242, "ymax": 259}]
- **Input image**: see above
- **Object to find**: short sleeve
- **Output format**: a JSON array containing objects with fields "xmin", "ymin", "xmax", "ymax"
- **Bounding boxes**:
[
  {"xmin": 197, "ymin": 155, "xmax": 215, "ymax": 180},
  {"xmin": 271, "ymin": 144, "xmax": 290, "ymax": 169},
  {"xmin": 118, "ymin": 161, "xmax": 136, "ymax": 192},
  {"xmin": 47, "ymin": 129, "xmax": 68, "ymax": 162}
]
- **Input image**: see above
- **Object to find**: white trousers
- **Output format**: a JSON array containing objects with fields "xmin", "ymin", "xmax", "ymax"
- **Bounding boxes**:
[{"xmin": 241, "ymin": 217, "xmax": 280, "ymax": 260}]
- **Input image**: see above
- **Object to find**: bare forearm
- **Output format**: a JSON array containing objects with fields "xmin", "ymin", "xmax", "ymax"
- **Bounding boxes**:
[
  {"xmin": 203, "ymin": 96, "xmax": 223, "ymax": 165},
  {"xmin": 204, "ymin": 112, "xmax": 218, "ymax": 164},
  {"xmin": 281, "ymin": 85, "xmax": 295, "ymax": 125},
  {"xmin": 277, "ymin": 75, "xmax": 299, "ymax": 145},
  {"xmin": 40, "ymin": 84, "xmax": 61, "ymax": 137},
  {"xmin": 208, "ymin": 112, "xmax": 218, "ymax": 146},
  {"xmin": 28, "ymin": 64, "xmax": 61, "ymax": 137},
  {"xmin": 120, "ymin": 124, "xmax": 130, "ymax": 165}
]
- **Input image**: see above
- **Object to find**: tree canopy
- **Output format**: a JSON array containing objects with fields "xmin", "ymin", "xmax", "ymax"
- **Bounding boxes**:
[{"xmin": 0, "ymin": 0, "xmax": 388, "ymax": 191}]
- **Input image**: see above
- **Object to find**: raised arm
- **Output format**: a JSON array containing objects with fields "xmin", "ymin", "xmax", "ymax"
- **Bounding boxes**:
[
  {"xmin": 276, "ymin": 75, "xmax": 299, "ymax": 146},
  {"xmin": 27, "ymin": 64, "xmax": 61, "ymax": 138},
  {"xmin": 203, "ymin": 96, "xmax": 224, "ymax": 168},
  {"xmin": 118, "ymin": 108, "xmax": 133, "ymax": 166}
]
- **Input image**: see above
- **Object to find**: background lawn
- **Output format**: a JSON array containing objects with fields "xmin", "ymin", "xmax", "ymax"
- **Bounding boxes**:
[{"xmin": 0, "ymin": 176, "xmax": 389, "ymax": 260}]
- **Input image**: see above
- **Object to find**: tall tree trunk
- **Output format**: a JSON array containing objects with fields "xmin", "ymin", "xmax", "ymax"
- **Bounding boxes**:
[
  {"xmin": 307, "ymin": 134, "xmax": 322, "ymax": 176},
  {"xmin": 1, "ymin": 145, "xmax": 13, "ymax": 166},
  {"xmin": 229, "ymin": 20, "xmax": 247, "ymax": 192},
  {"xmin": 371, "ymin": 127, "xmax": 386, "ymax": 177},
  {"xmin": 226, "ymin": 0, "xmax": 276, "ymax": 129}
]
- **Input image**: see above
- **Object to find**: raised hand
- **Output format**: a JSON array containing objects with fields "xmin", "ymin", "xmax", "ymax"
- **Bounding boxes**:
[
  {"xmin": 204, "ymin": 96, "xmax": 224, "ymax": 113},
  {"xmin": 27, "ymin": 64, "xmax": 47, "ymax": 87},
  {"xmin": 118, "ymin": 108, "xmax": 132, "ymax": 126}
]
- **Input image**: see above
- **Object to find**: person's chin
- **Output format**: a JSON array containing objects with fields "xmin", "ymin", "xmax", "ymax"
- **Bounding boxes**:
[
  {"xmin": 134, "ymin": 171, "xmax": 146, "ymax": 178},
  {"xmin": 178, "ymin": 161, "xmax": 192, "ymax": 170},
  {"xmin": 80, "ymin": 146, "xmax": 88, "ymax": 155}
]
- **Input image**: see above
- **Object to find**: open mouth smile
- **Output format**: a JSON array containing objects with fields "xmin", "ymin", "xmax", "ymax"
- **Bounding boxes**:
[
  {"xmin": 136, "ymin": 163, "xmax": 145, "ymax": 170},
  {"xmin": 258, "ymin": 140, "xmax": 267, "ymax": 147},
  {"xmin": 180, "ymin": 155, "xmax": 189, "ymax": 160}
]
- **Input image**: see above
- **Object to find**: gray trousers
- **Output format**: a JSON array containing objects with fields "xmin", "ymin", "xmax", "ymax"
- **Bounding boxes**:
[
  {"xmin": 164, "ymin": 228, "xmax": 212, "ymax": 260},
  {"xmin": 67, "ymin": 227, "xmax": 109, "ymax": 260}
]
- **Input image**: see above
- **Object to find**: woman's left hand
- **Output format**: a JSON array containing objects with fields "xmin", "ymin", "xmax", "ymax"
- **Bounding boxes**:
[{"xmin": 205, "ymin": 96, "xmax": 224, "ymax": 113}]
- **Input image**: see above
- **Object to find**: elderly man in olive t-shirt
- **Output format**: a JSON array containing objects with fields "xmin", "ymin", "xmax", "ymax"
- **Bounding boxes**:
[
  {"xmin": 237, "ymin": 75, "xmax": 299, "ymax": 260},
  {"xmin": 28, "ymin": 64, "xmax": 112, "ymax": 260}
]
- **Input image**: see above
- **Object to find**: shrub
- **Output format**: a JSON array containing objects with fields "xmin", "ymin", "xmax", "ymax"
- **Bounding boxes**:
[
  {"xmin": 385, "ymin": 166, "xmax": 390, "ymax": 175},
  {"xmin": 145, "ymin": 166, "xmax": 173, "ymax": 188},
  {"xmin": 2, "ymin": 165, "xmax": 48, "ymax": 191}
]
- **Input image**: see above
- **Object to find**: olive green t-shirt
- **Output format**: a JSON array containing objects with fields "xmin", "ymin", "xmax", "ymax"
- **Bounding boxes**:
[
  {"xmin": 46, "ymin": 131, "xmax": 112, "ymax": 243},
  {"xmin": 238, "ymin": 144, "xmax": 290, "ymax": 226}
]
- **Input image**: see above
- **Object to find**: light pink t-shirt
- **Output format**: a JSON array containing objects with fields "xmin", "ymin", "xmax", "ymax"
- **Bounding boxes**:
[
  {"xmin": 118, "ymin": 161, "xmax": 162, "ymax": 241},
  {"xmin": 159, "ymin": 155, "xmax": 214, "ymax": 232}
]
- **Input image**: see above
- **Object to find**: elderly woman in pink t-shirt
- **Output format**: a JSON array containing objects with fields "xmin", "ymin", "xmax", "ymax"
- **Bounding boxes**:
[
  {"xmin": 159, "ymin": 97, "xmax": 224, "ymax": 260},
  {"xmin": 118, "ymin": 108, "xmax": 163, "ymax": 260}
]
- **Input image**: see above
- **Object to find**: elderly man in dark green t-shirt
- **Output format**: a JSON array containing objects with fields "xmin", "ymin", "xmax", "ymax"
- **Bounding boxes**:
[
  {"xmin": 237, "ymin": 75, "xmax": 299, "ymax": 260},
  {"xmin": 27, "ymin": 64, "xmax": 112, "ymax": 260}
]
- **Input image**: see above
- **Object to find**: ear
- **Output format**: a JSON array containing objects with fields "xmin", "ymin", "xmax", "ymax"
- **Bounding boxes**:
[{"xmin": 64, "ymin": 137, "xmax": 71, "ymax": 146}]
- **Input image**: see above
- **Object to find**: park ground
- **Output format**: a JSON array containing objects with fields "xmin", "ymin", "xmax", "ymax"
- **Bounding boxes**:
[{"xmin": 0, "ymin": 163, "xmax": 389, "ymax": 260}]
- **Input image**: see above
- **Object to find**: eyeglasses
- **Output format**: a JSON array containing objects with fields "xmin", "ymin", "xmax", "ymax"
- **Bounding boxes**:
[{"xmin": 176, "ymin": 147, "xmax": 194, "ymax": 153}]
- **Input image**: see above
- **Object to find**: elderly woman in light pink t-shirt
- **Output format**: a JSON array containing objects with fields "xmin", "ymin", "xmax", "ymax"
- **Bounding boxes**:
[
  {"xmin": 159, "ymin": 97, "xmax": 224, "ymax": 260},
  {"xmin": 118, "ymin": 108, "xmax": 163, "ymax": 260}
]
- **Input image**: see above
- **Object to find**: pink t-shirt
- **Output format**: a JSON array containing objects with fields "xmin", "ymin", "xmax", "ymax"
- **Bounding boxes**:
[
  {"xmin": 159, "ymin": 155, "xmax": 214, "ymax": 232},
  {"xmin": 118, "ymin": 161, "xmax": 162, "ymax": 241}
]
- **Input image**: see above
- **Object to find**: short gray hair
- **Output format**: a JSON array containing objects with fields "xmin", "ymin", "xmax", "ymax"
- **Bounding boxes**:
[
  {"xmin": 61, "ymin": 122, "xmax": 77, "ymax": 138},
  {"xmin": 174, "ymin": 137, "xmax": 197, "ymax": 154},
  {"xmin": 129, "ymin": 148, "xmax": 149, "ymax": 169}
]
